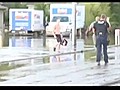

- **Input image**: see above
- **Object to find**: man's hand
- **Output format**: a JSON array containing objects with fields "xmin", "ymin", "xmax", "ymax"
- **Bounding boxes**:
[
  {"xmin": 106, "ymin": 17, "xmax": 110, "ymax": 23},
  {"xmin": 106, "ymin": 17, "xmax": 111, "ymax": 31},
  {"xmin": 85, "ymin": 29, "xmax": 89, "ymax": 36}
]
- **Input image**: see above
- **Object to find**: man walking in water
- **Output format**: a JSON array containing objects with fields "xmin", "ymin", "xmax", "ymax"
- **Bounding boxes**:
[
  {"xmin": 53, "ymin": 19, "xmax": 63, "ymax": 52},
  {"xmin": 88, "ymin": 16, "xmax": 100, "ymax": 47},
  {"xmin": 93, "ymin": 14, "xmax": 111, "ymax": 66}
]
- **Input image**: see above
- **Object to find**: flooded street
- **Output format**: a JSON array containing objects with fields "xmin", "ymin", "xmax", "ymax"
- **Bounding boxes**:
[
  {"xmin": 0, "ymin": 1, "xmax": 120, "ymax": 86},
  {"xmin": 1, "ymin": 34, "xmax": 120, "ymax": 86}
]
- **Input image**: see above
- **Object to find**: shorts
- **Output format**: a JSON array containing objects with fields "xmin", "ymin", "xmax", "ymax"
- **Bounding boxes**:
[{"xmin": 55, "ymin": 34, "xmax": 63, "ymax": 45}]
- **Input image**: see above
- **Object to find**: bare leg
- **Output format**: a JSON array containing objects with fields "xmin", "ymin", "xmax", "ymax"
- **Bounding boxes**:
[
  {"xmin": 56, "ymin": 42, "xmax": 60, "ymax": 52},
  {"xmin": 54, "ymin": 42, "xmax": 59, "ymax": 51},
  {"xmin": 92, "ymin": 33, "xmax": 96, "ymax": 48}
]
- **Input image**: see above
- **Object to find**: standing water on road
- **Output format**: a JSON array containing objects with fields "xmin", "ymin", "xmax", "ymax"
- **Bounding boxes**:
[
  {"xmin": 0, "ymin": 34, "xmax": 115, "ymax": 65},
  {"xmin": 0, "ymin": 34, "xmax": 120, "ymax": 85}
]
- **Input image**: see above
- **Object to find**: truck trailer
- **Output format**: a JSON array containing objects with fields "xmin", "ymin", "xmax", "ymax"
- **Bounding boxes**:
[{"xmin": 9, "ymin": 9, "xmax": 44, "ymax": 35}]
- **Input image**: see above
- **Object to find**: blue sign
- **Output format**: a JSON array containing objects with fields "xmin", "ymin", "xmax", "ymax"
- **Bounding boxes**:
[
  {"xmin": 52, "ymin": 8, "xmax": 72, "ymax": 14},
  {"xmin": 12, "ymin": 11, "xmax": 32, "ymax": 31}
]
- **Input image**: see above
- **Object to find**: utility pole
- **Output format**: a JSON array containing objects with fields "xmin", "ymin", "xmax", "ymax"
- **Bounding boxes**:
[
  {"xmin": 71, "ymin": 2, "xmax": 77, "ymax": 51},
  {"xmin": 43, "ymin": 16, "xmax": 48, "ymax": 47},
  {"xmin": 43, "ymin": 3, "xmax": 48, "ymax": 47},
  {"xmin": 71, "ymin": 2, "xmax": 77, "ymax": 61}
]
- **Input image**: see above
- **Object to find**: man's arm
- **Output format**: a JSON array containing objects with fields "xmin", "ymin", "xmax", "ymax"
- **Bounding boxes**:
[
  {"xmin": 92, "ymin": 23, "xmax": 96, "ymax": 34},
  {"xmin": 106, "ymin": 17, "xmax": 111, "ymax": 31},
  {"xmin": 85, "ymin": 28, "xmax": 89, "ymax": 36},
  {"xmin": 53, "ymin": 25, "xmax": 56, "ymax": 38},
  {"xmin": 85, "ymin": 22, "xmax": 95, "ymax": 35},
  {"xmin": 106, "ymin": 22, "xmax": 111, "ymax": 32},
  {"xmin": 89, "ymin": 22, "xmax": 94, "ymax": 32}
]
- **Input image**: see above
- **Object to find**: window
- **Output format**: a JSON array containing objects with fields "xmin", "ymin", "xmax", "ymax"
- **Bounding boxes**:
[{"xmin": 52, "ymin": 16, "xmax": 69, "ymax": 22}]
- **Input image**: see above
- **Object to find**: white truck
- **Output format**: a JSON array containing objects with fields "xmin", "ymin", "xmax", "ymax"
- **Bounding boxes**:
[
  {"xmin": 9, "ymin": 9, "xmax": 44, "ymax": 34},
  {"xmin": 46, "ymin": 3, "xmax": 85, "ymax": 36}
]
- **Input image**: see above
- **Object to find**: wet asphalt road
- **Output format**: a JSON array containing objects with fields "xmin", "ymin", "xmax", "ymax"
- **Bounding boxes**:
[{"xmin": 0, "ymin": 36, "xmax": 120, "ymax": 86}]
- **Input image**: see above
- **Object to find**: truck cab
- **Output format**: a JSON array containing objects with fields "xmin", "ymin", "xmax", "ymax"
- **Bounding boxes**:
[
  {"xmin": 46, "ymin": 16, "xmax": 72, "ymax": 36},
  {"xmin": 46, "ymin": 3, "xmax": 85, "ymax": 37}
]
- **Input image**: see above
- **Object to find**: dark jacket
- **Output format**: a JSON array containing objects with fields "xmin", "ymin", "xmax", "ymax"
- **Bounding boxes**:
[{"xmin": 93, "ymin": 20, "xmax": 109, "ymax": 36}]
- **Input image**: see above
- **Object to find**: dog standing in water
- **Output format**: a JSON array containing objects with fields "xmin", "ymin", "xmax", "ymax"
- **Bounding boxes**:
[{"xmin": 88, "ymin": 16, "xmax": 100, "ymax": 47}]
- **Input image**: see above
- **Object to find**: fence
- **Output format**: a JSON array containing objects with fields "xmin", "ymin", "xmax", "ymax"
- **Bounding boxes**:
[{"xmin": 115, "ymin": 29, "xmax": 120, "ymax": 45}]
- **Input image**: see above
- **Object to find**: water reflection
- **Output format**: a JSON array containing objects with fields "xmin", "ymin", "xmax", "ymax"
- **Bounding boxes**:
[
  {"xmin": 49, "ymin": 51, "xmax": 85, "ymax": 64},
  {"xmin": 2, "ymin": 36, "xmax": 90, "ymax": 65},
  {"xmin": 9, "ymin": 36, "xmax": 33, "ymax": 47},
  {"xmin": 0, "ymin": 34, "xmax": 114, "ymax": 48},
  {"xmin": 0, "ymin": 34, "xmax": 116, "ymax": 65},
  {"xmin": 50, "ymin": 54, "xmax": 72, "ymax": 63}
]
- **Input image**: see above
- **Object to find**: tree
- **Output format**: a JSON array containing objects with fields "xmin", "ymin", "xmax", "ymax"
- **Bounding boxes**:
[
  {"xmin": 3, "ymin": 3, "xmax": 28, "ymax": 25},
  {"xmin": 34, "ymin": 3, "xmax": 50, "ymax": 22},
  {"xmin": 84, "ymin": 3, "xmax": 111, "ymax": 27},
  {"xmin": 109, "ymin": 2, "xmax": 120, "ymax": 29}
]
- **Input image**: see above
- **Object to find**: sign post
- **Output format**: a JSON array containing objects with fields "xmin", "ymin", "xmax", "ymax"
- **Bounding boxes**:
[
  {"xmin": 43, "ymin": 16, "xmax": 48, "ymax": 47},
  {"xmin": 71, "ymin": 2, "xmax": 77, "ymax": 51},
  {"xmin": 115, "ymin": 29, "xmax": 120, "ymax": 45},
  {"xmin": 71, "ymin": 2, "xmax": 77, "ymax": 61}
]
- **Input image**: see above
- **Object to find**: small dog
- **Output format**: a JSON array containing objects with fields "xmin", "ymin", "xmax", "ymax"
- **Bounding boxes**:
[
  {"xmin": 62, "ymin": 38, "xmax": 68, "ymax": 46},
  {"xmin": 60, "ymin": 34, "xmax": 68, "ymax": 46}
]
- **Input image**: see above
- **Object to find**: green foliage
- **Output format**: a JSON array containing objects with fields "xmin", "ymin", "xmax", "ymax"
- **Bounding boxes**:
[
  {"xmin": 4, "ymin": 3, "xmax": 28, "ymax": 25},
  {"xmin": 6, "ymin": 3, "xmax": 28, "ymax": 8},
  {"xmin": 3, "ymin": 2, "xmax": 120, "ymax": 33},
  {"xmin": 84, "ymin": 3, "xmax": 111, "ymax": 27},
  {"xmin": 34, "ymin": 3, "xmax": 50, "ymax": 22},
  {"xmin": 109, "ymin": 2, "xmax": 120, "ymax": 29},
  {"xmin": 85, "ymin": 3, "xmax": 94, "ymax": 27}
]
